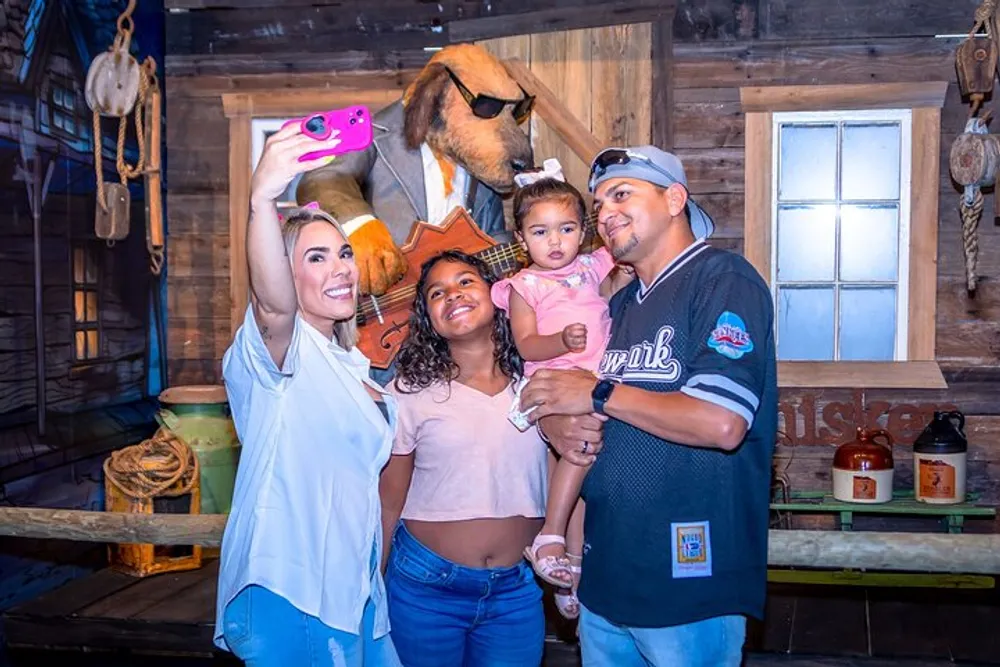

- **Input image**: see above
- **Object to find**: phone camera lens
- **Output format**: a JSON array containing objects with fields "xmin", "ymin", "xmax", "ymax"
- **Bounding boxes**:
[
  {"xmin": 349, "ymin": 118, "xmax": 356, "ymax": 125},
  {"xmin": 305, "ymin": 116, "xmax": 326, "ymax": 134},
  {"xmin": 356, "ymin": 110, "xmax": 363, "ymax": 116}
]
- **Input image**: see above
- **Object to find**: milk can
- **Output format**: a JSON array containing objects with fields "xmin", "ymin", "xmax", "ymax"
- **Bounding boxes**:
[{"xmin": 157, "ymin": 385, "xmax": 241, "ymax": 515}]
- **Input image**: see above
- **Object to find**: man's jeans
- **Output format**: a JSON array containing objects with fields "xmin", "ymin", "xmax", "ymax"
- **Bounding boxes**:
[{"xmin": 579, "ymin": 603, "xmax": 746, "ymax": 667}]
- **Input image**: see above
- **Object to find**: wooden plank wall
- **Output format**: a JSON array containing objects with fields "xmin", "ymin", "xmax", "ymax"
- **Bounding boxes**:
[
  {"xmin": 164, "ymin": 0, "xmax": 1000, "ymax": 522},
  {"xmin": 670, "ymin": 1, "xmax": 1000, "ymax": 520},
  {"xmin": 163, "ymin": 25, "xmax": 652, "ymax": 385},
  {"xmin": 480, "ymin": 25, "xmax": 653, "ymax": 195}
]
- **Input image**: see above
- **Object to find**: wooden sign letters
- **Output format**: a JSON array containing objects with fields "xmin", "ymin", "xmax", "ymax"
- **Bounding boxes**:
[{"xmin": 777, "ymin": 390, "xmax": 958, "ymax": 446}]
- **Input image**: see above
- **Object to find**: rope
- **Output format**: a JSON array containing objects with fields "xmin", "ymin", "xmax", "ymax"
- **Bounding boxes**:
[
  {"xmin": 961, "ymin": 186, "xmax": 983, "ymax": 294},
  {"xmin": 103, "ymin": 427, "xmax": 199, "ymax": 501}
]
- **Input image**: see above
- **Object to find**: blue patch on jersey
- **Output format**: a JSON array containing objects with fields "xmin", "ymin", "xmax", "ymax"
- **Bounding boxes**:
[{"xmin": 708, "ymin": 311, "xmax": 753, "ymax": 360}]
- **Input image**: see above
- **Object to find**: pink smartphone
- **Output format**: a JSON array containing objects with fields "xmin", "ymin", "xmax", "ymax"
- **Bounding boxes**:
[{"xmin": 282, "ymin": 105, "xmax": 373, "ymax": 162}]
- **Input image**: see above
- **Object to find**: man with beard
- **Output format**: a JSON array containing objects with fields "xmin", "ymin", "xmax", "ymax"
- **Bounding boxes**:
[{"xmin": 519, "ymin": 146, "xmax": 778, "ymax": 666}]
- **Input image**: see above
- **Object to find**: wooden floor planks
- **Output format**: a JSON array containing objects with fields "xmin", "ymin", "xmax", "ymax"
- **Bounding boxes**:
[{"xmin": 3, "ymin": 564, "xmax": 999, "ymax": 665}]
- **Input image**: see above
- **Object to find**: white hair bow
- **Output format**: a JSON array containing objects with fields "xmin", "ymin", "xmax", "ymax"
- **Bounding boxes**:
[{"xmin": 513, "ymin": 158, "xmax": 565, "ymax": 187}]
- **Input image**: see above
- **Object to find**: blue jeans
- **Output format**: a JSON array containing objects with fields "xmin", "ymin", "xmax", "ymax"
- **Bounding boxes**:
[
  {"xmin": 386, "ymin": 523, "xmax": 544, "ymax": 667},
  {"xmin": 223, "ymin": 585, "xmax": 401, "ymax": 666},
  {"xmin": 579, "ymin": 604, "xmax": 746, "ymax": 667}
]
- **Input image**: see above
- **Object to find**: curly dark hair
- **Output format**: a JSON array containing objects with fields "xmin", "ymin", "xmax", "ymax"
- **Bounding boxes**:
[{"xmin": 393, "ymin": 250, "xmax": 523, "ymax": 392}]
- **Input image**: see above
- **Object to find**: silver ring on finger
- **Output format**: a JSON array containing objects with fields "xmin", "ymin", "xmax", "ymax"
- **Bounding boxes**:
[{"xmin": 581, "ymin": 441, "xmax": 589, "ymax": 454}]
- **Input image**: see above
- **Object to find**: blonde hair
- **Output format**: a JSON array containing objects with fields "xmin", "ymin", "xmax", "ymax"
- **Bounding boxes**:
[{"xmin": 280, "ymin": 207, "xmax": 359, "ymax": 350}]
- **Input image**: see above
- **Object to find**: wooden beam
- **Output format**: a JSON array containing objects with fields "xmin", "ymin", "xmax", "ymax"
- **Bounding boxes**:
[
  {"xmin": 777, "ymin": 361, "xmax": 947, "ymax": 389},
  {"xmin": 164, "ymin": 49, "xmax": 433, "ymax": 78},
  {"xmin": 650, "ymin": 16, "xmax": 674, "ymax": 150},
  {"xmin": 2, "ymin": 508, "xmax": 1000, "ymax": 575},
  {"xmin": 165, "ymin": 0, "xmax": 675, "ymax": 57},
  {"xmin": 502, "ymin": 59, "xmax": 603, "ymax": 166},
  {"xmin": 740, "ymin": 81, "xmax": 949, "ymax": 113}
]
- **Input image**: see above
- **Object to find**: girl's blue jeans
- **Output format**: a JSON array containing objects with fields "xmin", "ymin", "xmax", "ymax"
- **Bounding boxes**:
[{"xmin": 386, "ymin": 522, "xmax": 545, "ymax": 667}]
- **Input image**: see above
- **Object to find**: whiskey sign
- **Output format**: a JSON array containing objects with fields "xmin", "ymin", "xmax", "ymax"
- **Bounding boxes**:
[{"xmin": 777, "ymin": 390, "xmax": 958, "ymax": 446}]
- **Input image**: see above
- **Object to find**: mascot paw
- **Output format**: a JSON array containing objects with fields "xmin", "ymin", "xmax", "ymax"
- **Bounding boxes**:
[{"xmin": 349, "ymin": 219, "xmax": 408, "ymax": 296}]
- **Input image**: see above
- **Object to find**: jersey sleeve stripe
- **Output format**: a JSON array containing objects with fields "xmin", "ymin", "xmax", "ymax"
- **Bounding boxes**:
[
  {"xmin": 680, "ymin": 385, "xmax": 755, "ymax": 427},
  {"xmin": 685, "ymin": 374, "xmax": 759, "ymax": 411}
]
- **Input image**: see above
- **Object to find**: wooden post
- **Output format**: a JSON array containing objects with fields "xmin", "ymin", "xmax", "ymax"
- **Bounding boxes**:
[
  {"xmin": 650, "ymin": 16, "xmax": 674, "ymax": 151},
  {"xmin": 1, "ymin": 508, "xmax": 1000, "ymax": 574}
]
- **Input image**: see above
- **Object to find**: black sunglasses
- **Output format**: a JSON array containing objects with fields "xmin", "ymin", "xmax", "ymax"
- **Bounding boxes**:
[
  {"xmin": 588, "ymin": 149, "xmax": 683, "ymax": 191},
  {"xmin": 445, "ymin": 67, "xmax": 534, "ymax": 123}
]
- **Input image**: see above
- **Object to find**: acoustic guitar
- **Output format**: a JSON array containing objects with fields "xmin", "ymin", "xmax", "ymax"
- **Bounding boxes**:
[{"xmin": 355, "ymin": 207, "xmax": 600, "ymax": 369}]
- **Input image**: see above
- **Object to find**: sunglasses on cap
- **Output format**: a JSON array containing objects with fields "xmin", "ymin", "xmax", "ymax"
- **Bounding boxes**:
[
  {"xmin": 445, "ymin": 67, "xmax": 534, "ymax": 123},
  {"xmin": 588, "ymin": 148, "xmax": 684, "ymax": 191}
]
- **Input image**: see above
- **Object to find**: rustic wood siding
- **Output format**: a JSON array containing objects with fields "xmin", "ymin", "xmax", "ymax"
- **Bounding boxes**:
[{"xmin": 163, "ymin": 0, "xmax": 1000, "ymax": 516}]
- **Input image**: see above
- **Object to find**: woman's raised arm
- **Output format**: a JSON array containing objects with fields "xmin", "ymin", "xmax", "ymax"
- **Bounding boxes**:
[{"xmin": 246, "ymin": 123, "xmax": 340, "ymax": 367}]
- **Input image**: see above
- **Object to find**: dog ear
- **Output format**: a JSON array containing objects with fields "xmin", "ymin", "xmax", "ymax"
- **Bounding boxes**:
[{"xmin": 403, "ymin": 62, "xmax": 449, "ymax": 150}]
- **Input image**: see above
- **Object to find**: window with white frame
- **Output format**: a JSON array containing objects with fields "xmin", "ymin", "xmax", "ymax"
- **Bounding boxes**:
[
  {"xmin": 251, "ymin": 118, "xmax": 302, "ymax": 212},
  {"xmin": 770, "ymin": 109, "xmax": 911, "ymax": 363}
]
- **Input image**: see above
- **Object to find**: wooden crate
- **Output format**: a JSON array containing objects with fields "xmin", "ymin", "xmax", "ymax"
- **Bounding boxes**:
[{"xmin": 104, "ymin": 457, "xmax": 203, "ymax": 578}]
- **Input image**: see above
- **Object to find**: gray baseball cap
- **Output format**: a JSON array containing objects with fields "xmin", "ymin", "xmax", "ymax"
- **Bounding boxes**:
[{"xmin": 587, "ymin": 145, "xmax": 715, "ymax": 239}]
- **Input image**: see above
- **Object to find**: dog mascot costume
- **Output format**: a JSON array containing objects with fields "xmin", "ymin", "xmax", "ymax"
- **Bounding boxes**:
[{"xmin": 296, "ymin": 43, "xmax": 534, "ymax": 301}]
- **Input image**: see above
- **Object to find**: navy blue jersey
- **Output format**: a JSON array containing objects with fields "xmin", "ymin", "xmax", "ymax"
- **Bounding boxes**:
[{"xmin": 579, "ymin": 240, "xmax": 777, "ymax": 628}]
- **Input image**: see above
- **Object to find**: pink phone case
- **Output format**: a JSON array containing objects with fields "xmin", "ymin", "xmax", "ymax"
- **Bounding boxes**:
[{"xmin": 281, "ymin": 105, "xmax": 374, "ymax": 162}]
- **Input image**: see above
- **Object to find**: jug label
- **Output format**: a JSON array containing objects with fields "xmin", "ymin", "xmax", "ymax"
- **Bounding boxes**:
[
  {"xmin": 853, "ymin": 476, "xmax": 877, "ymax": 500},
  {"xmin": 919, "ymin": 459, "xmax": 956, "ymax": 499}
]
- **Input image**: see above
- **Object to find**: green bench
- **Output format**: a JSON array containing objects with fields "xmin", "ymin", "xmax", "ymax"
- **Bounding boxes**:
[{"xmin": 767, "ymin": 490, "xmax": 997, "ymax": 589}]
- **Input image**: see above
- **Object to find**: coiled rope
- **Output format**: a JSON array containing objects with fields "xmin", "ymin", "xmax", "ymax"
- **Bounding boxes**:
[{"xmin": 103, "ymin": 427, "xmax": 199, "ymax": 501}]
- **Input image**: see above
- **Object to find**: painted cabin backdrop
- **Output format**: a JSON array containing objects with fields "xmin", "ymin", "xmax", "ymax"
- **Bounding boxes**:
[
  {"xmin": 0, "ymin": 2, "xmax": 166, "ymax": 663},
  {"xmin": 0, "ymin": 0, "xmax": 167, "ymax": 435}
]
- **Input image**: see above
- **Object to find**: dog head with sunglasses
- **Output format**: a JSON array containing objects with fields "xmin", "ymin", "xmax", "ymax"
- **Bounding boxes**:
[
  {"xmin": 295, "ymin": 43, "xmax": 535, "ymax": 302},
  {"xmin": 403, "ymin": 43, "xmax": 534, "ymax": 193}
]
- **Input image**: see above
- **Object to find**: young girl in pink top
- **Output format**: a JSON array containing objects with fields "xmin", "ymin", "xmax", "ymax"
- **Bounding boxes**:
[{"xmin": 491, "ymin": 159, "xmax": 631, "ymax": 618}]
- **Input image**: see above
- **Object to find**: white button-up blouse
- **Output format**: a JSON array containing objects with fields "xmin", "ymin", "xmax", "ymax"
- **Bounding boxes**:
[{"xmin": 214, "ymin": 305, "xmax": 395, "ymax": 650}]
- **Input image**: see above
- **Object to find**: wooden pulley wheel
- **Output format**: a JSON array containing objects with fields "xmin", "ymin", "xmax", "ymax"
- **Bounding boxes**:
[
  {"xmin": 85, "ymin": 47, "xmax": 141, "ymax": 117},
  {"xmin": 950, "ymin": 132, "xmax": 1000, "ymax": 188}
]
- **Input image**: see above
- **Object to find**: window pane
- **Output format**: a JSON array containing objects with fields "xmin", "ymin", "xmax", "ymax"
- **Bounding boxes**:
[
  {"xmin": 85, "ymin": 291, "xmax": 98, "ymax": 322},
  {"xmin": 779, "ymin": 124, "xmax": 837, "ymax": 201},
  {"xmin": 87, "ymin": 330, "xmax": 99, "ymax": 359},
  {"xmin": 85, "ymin": 250, "xmax": 97, "ymax": 283},
  {"xmin": 839, "ymin": 287, "xmax": 897, "ymax": 360},
  {"xmin": 73, "ymin": 247, "xmax": 84, "ymax": 283},
  {"xmin": 74, "ymin": 291, "xmax": 85, "ymax": 322},
  {"xmin": 777, "ymin": 205, "xmax": 836, "ymax": 281},
  {"xmin": 75, "ymin": 330, "xmax": 86, "ymax": 359},
  {"xmin": 65, "ymin": 118, "xmax": 75, "ymax": 135},
  {"xmin": 777, "ymin": 286, "xmax": 835, "ymax": 361},
  {"xmin": 841, "ymin": 123, "xmax": 901, "ymax": 201},
  {"xmin": 840, "ymin": 204, "xmax": 899, "ymax": 282}
]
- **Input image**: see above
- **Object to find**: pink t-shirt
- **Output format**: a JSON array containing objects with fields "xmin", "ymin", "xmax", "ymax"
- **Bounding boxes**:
[
  {"xmin": 389, "ymin": 379, "xmax": 548, "ymax": 522},
  {"xmin": 491, "ymin": 247, "xmax": 616, "ymax": 376}
]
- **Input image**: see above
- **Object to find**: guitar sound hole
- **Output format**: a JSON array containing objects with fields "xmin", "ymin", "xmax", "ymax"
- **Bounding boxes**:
[{"xmin": 379, "ymin": 319, "xmax": 409, "ymax": 350}]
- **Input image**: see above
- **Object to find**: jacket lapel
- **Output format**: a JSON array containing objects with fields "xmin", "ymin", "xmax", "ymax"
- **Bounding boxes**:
[{"xmin": 372, "ymin": 102, "xmax": 427, "ymax": 221}]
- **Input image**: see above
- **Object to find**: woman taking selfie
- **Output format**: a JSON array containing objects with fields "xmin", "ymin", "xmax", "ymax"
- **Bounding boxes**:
[
  {"xmin": 380, "ymin": 250, "xmax": 550, "ymax": 667},
  {"xmin": 214, "ymin": 121, "xmax": 400, "ymax": 666}
]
